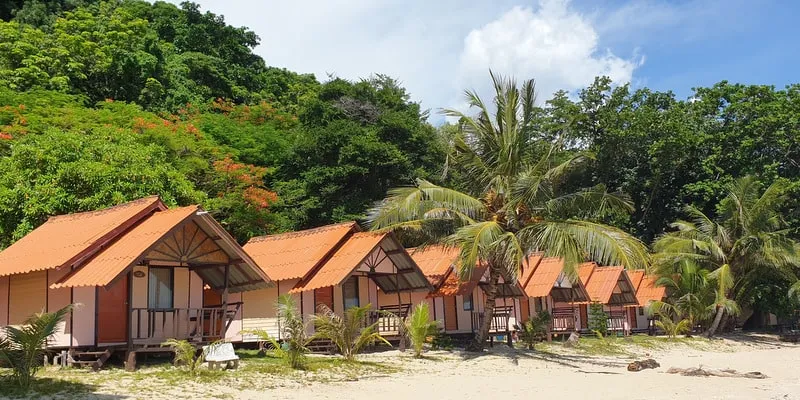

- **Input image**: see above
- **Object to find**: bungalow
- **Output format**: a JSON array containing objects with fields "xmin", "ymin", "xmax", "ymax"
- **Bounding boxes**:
[
  {"xmin": 0, "ymin": 197, "xmax": 271, "ymax": 365},
  {"xmin": 625, "ymin": 270, "xmax": 667, "ymax": 332},
  {"xmin": 237, "ymin": 222, "xmax": 432, "ymax": 341},
  {"xmin": 408, "ymin": 246, "xmax": 527, "ymax": 340},
  {"xmin": 578, "ymin": 263, "xmax": 639, "ymax": 333},
  {"xmin": 518, "ymin": 254, "xmax": 591, "ymax": 336}
]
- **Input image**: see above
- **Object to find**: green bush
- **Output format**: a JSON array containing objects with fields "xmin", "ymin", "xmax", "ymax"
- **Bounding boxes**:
[{"xmin": 587, "ymin": 303, "xmax": 608, "ymax": 337}]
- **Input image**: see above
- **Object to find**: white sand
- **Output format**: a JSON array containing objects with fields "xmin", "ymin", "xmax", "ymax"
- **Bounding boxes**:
[{"xmin": 255, "ymin": 336, "xmax": 800, "ymax": 400}]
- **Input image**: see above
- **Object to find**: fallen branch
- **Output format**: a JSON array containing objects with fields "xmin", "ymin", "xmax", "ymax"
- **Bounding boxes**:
[{"xmin": 666, "ymin": 366, "xmax": 767, "ymax": 379}]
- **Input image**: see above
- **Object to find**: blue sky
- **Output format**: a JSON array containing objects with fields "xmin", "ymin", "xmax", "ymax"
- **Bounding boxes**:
[{"xmin": 174, "ymin": 0, "xmax": 798, "ymax": 110}]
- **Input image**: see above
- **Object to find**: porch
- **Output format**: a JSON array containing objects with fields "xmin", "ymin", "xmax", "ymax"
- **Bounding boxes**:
[{"xmin": 129, "ymin": 302, "xmax": 243, "ymax": 345}]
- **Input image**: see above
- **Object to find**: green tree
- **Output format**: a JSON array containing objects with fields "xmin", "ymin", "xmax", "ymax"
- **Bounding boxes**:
[
  {"xmin": 652, "ymin": 176, "xmax": 797, "ymax": 336},
  {"xmin": 369, "ymin": 72, "xmax": 649, "ymax": 348}
]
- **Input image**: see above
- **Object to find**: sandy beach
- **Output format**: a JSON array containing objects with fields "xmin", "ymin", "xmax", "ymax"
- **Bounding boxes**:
[{"xmin": 4, "ymin": 334, "xmax": 799, "ymax": 399}]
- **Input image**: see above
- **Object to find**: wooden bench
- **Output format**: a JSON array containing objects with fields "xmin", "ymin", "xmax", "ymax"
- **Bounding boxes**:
[{"xmin": 204, "ymin": 343, "xmax": 239, "ymax": 370}]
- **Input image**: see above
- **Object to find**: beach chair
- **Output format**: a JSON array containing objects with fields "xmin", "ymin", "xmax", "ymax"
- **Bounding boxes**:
[{"xmin": 204, "ymin": 342, "xmax": 239, "ymax": 370}]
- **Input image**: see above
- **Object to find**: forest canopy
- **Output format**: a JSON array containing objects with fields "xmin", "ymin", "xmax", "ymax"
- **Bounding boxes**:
[{"xmin": 0, "ymin": 1, "xmax": 797, "ymax": 266}]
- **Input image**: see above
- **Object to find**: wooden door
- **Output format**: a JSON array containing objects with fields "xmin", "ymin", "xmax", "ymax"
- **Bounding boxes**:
[
  {"xmin": 443, "ymin": 296, "xmax": 458, "ymax": 331},
  {"xmin": 203, "ymin": 287, "xmax": 222, "ymax": 307},
  {"xmin": 628, "ymin": 307, "xmax": 638, "ymax": 329},
  {"xmin": 97, "ymin": 275, "xmax": 129, "ymax": 344},
  {"xmin": 579, "ymin": 304, "xmax": 588, "ymax": 330},
  {"xmin": 519, "ymin": 298, "xmax": 530, "ymax": 323},
  {"xmin": 314, "ymin": 287, "xmax": 334, "ymax": 313}
]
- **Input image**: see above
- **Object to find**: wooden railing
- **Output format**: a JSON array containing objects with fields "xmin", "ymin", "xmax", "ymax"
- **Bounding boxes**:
[
  {"xmin": 607, "ymin": 309, "xmax": 627, "ymax": 331},
  {"xmin": 367, "ymin": 304, "xmax": 411, "ymax": 335},
  {"xmin": 471, "ymin": 305, "xmax": 514, "ymax": 333},
  {"xmin": 551, "ymin": 307, "xmax": 576, "ymax": 332},
  {"xmin": 130, "ymin": 302, "xmax": 242, "ymax": 344}
]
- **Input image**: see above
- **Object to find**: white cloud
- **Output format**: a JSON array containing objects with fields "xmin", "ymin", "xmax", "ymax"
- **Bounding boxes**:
[
  {"xmin": 167, "ymin": 0, "xmax": 641, "ymax": 119},
  {"xmin": 455, "ymin": 1, "xmax": 642, "ymax": 107}
]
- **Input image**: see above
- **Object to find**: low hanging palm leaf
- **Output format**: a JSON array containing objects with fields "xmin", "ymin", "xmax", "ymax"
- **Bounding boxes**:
[
  {"xmin": 405, "ymin": 303, "xmax": 439, "ymax": 358},
  {"xmin": 312, "ymin": 304, "xmax": 391, "ymax": 361},
  {"xmin": 654, "ymin": 316, "xmax": 691, "ymax": 339},
  {"xmin": 0, "ymin": 305, "xmax": 72, "ymax": 389}
]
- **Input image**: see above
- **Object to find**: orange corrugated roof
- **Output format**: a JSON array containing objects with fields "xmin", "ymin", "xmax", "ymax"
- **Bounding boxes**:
[
  {"xmin": 291, "ymin": 231, "xmax": 386, "ymax": 293},
  {"xmin": 243, "ymin": 222, "xmax": 357, "ymax": 281},
  {"xmin": 0, "ymin": 196, "xmax": 163, "ymax": 277},
  {"xmin": 409, "ymin": 246, "xmax": 459, "ymax": 287},
  {"xmin": 522, "ymin": 257, "xmax": 564, "ymax": 298},
  {"xmin": 430, "ymin": 264, "xmax": 488, "ymax": 297},
  {"xmin": 518, "ymin": 253, "xmax": 543, "ymax": 289},
  {"xmin": 635, "ymin": 275, "xmax": 666, "ymax": 306},
  {"xmin": 627, "ymin": 269, "xmax": 645, "ymax": 291},
  {"xmin": 581, "ymin": 265, "xmax": 624, "ymax": 304},
  {"xmin": 53, "ymin": 206, "xmax": 198, "ymax": 288}
]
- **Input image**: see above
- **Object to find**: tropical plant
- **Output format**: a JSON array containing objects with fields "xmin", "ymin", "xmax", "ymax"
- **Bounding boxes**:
[
  {"xmin": 515, "ymin": 310, "xmax": 551, "ymax": 350},
  {"xmin": 405, "ymin": 302, "xmax": 439, "ymax": 358},
  {"xmin": 654, "ymin": 315, "xmax": 691, "ymax": 339},
  {"xmin": 161, "ymin": 338, "xmax": 204, "ymax": 374},
  {"xmin": 649, "ymin": 263, "xmax": 714, "ymax": 332},
  {"xmin": 312, "ymin": 304, "xmax": 391, "ymax": 361},
  {"xmin": 587, "ymin": 303, "xmax": 608, "ymax": 337},
  {"xmin": 369, "ymin": 71, "xmax": 649, "ymax": 349},
  {"xmin": 652, "ymin": 176, "xmax": 796, "ymax": 336},
  {"xmin": 241, "ymin": 294, "xmax": 310, "ymax": 368},
  {"xmin": 0, "ymin": 305, "xmax": 72, "ymax": 389}
]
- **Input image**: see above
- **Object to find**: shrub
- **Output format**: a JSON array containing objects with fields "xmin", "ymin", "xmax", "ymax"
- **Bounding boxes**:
[
  {"xmin": 241, "ymin": 294, "xmax": 310, "ymax": 369},
  {"xmin": 161, "ymin": 339, "xmax": 204, "ymax": 374},
  {"xmin": 655, "ymin": 315, "xmax": 691, "ymax": 339},
  {"xmin": 515, "ymin": 310, "xmax": 551, "ymax": 350},
  {"xmin": 313, "ymin": 304, "xmax": 390, "ymax": 361},
  {"xmin": 405, "ymin": 302, "xmax": 439, "ymax": 358},
  {"xmin": 587, "ymin": 303, "xmax": 608, "ymax": 336},
  {"xmin": 0, "ymin": 305, "xmax": 72, "ymax": 389}
]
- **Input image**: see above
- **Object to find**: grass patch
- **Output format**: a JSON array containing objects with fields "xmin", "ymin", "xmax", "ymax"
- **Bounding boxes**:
[{"xmin": 537, "ymin": 334, "xmax": 719, "ymax": 357}]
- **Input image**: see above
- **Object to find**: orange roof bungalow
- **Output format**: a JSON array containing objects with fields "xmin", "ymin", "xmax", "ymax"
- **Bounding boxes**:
[
  {"xmin": 625, "ymin": 270, "xmax": 667, "ymax": 332},
  {"xmin": 577, "ymin": 263, "xmax": 639, "ymax": 333},
  {"xmin": 0, "ymin": 197, "xmax": 271, "ymax": 354},
  {"xmin": 518, "ymin": 255, "xmax": 591, "ymax": 335},
  {"xmin": 408, "ymin": 246, "xmax": 527, "ymax": 338},
  {"xmin": 238, "ymin": 222, "xmax": 432, "ymax": 341}
]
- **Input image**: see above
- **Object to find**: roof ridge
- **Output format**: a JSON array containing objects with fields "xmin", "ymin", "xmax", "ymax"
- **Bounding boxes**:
[
  {"xmin": 47, "ymin": 196, "xmax": 161, "ymax": 222},
  {"xmin": 247, "ymin": 221, "xmax": 358, "ymax": 243}
]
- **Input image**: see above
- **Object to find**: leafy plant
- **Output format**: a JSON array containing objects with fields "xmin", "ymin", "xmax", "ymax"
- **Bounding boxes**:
[
  {"xmin": 312, "ymin": 304, "xmax": 391, "ymax": 361},
  {"xmin": 430, "ymin": 330, "xmax": 454, "ymax": 351},
  {"xmin": 161, "ymin": 339, "xmax": 204, "ymax": 374},
  {"xmin": 0, "ymin": 305, "xmax": 72, "ymax": 389},
  {"xmin": 654, "ymin": 316, "xmax": 691, "ymax": 339},
  {"xmin": 587, "ymin": 303, "xmax": 608, "ymax": 337},
  {"xmin": 405, "ymin": 302, "xmax": 439, "ymax": 358},
  {"xmin": 240, "ymin": 294, "xmax": 310, "ymax": 369},
  {"xmin": 515, "ymin": 310, "xmax": 551, "ymax": 350}
]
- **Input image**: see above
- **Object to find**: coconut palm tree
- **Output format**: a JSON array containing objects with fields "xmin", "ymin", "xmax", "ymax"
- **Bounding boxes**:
[
  {"xmin": 652, "ymin": 176, "xmax": 799, "ymax": 337},
  {"xmin": 368, "ymin": 71, "xmax": 649, "ymax": 349}
]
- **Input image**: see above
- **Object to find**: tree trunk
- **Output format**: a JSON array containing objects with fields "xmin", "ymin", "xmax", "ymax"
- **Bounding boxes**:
[
  {"xmin": 706, "ymin": 306, "xmax": 725, "ymax": 338},
  {"xmin": 468, "ymin": 265, "xmax": 500, "ymax": 351}
]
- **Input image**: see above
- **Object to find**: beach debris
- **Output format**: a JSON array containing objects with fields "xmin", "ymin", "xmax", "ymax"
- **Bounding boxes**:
[
  {"xmin": 627, "ymin": 359, "xmax": 660, "ymax": 371},
  {"xmin": 564, "ymin": 332, "xmax": 580, "ymax": 347},
  {"xmin": 666, "ymin": 367, "xmax": 767, "ymax": 379}
]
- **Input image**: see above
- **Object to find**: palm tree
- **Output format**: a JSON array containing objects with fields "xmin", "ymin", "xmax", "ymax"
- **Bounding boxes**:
[
  {"xmin": 0, "ymin": 305, "xmax": 72, "ymax": 389},
  {"xmin": 405, "ymin": 302, "xmax": 439, "ymax": 358},
  {"xmin": 368, "ymin": 72, "xmax": 649, "ymax": 348},
  {"xmin": 652, "ymin": 176, "xmax": 798, "ymax": 337}
]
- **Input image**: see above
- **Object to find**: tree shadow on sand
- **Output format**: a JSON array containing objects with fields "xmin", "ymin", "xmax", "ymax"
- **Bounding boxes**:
[
  {"xmin": 454, "ymin": 346, "xmax": 629, "ymax": 370},
  {"xmin": 0, "ymin": 377, "xmax": 127, "ymax": 400}
]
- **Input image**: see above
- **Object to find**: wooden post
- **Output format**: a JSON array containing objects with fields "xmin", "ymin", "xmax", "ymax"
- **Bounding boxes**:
[
  {"xmin": 221, "ymin": 264, "xmax": 230, "ymax": 339},
  {"xmin": 394, "ymin": 266, "xmax": 405, "ymax": 352}
]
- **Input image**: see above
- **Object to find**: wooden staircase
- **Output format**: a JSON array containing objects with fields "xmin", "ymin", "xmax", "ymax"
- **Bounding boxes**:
[
  {"xmin": 306, "ymin": 338, "xmax": 335, "ymax": 354},
  {"xmin": 67, "ymin": 349, "xmax": 113, "ymax": 371}
]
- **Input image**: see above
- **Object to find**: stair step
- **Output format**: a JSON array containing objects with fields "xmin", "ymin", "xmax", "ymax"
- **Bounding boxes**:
[{"xmin": 70, "ymin": 360, "xmax": 98, "ymax": 365}]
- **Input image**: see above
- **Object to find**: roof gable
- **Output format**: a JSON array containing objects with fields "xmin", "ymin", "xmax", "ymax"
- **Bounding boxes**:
[
  {"xmin": 243, "ymin": 222, "xmax": 357, "ymax": 281},
  {"xmin": 581, "ymin": 265, "xmax": 638, "ymax": 305},
  {"xmin": 409, "ymin": 246, "xmax": 460, "ymax": 287},
  {"xmin": 634, "ymin": 274, "xmax": 667, "ymax": 307},
  {"xmin": 0, "ymin": 196, "xmax": 164, "ymax": 277}
]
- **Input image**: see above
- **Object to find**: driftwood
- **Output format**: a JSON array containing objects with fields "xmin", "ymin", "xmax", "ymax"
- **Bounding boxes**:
[
  {"xmin": 666, "ymin": 367, "xmax": 767, "ymax": 379},
  {"xmin": 627, "ymin": 359, "xmax": 660, "ymax": 371}
]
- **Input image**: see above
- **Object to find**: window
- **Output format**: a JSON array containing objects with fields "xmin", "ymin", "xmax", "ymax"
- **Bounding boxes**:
[
  {"xmin": 638, "ymin": 307, "xmax": 645, "ymax": 316},
  {"xmin": 463, "ymin": 293, "xmax": 474, "ymax": 311},
  {"xmin": 343, "ymin": 276, "xmax": 359, "ymax": 309},
  {"xmin": 148, "ymin": 268, "xmax": 173, "ymax": 309}
]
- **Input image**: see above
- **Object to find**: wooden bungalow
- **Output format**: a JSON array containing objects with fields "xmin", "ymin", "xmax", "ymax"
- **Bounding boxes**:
[
  {"xmin": 408, "ymin": 246, "xmax": 527, "ymax": 341},
  {"xmin": 625, "ymin": 270, "xmax": 667, "ymax": 332},
  {"xmin": 518, "ymin": 254, "xmax": 590, "ymax": 336},
  {"xmin": 0, "ymin": 197, "xmax": 271, "ymax": 367},
  {"xmin": 238, "ymin": 222, "xmax": 432, "ymax": 341},
  {"xmin": 578, "ymin": 263, "xmax": 639, "ymax": 333}
]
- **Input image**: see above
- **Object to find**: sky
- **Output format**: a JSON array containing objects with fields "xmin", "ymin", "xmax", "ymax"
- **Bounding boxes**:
[{"xmin": 170, "ymin": 0, "xmax": 799, "ymax": 116}]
